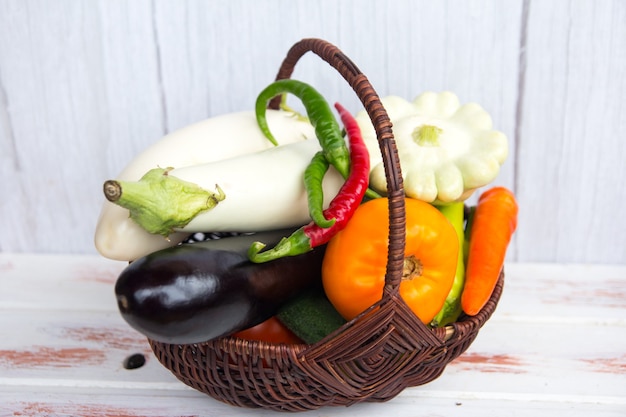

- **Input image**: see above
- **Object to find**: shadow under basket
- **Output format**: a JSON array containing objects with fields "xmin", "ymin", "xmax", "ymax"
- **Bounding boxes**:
[{"xmin": 147, "ymin": 38, "xmax": 505, "ymax": 412}]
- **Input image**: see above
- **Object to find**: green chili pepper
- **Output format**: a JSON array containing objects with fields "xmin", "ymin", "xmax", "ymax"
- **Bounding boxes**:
[
  {"xmin": 257, "ymin": 79, "xmax": 381, "ymax": 218},
  {"xmin": 256, "ymin": 79, "xmax": 351, "ymax": 180},
  {"xmin": 249, "ymin": 103, "xmax": 370, "ymax": 263},
  {"xmin": 304, "ymin": 151, "xmax": 336, "ymax": 228},
  {"xmin": 431, "ymin": 201, "xmax": 466, "ymax": 327}
]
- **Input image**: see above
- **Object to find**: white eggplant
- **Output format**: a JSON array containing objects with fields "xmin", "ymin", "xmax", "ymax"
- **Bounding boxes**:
[
  {"xmin": 100, "ymin": 139, "xmax": 344, "ymax": 261},
  {"xmin": 95, "ymin": 110, "xmax": 315, "ymax": 261},
  {"xmin": 113, "ymin": 110, "xmax": 313, "ymax": 181}
]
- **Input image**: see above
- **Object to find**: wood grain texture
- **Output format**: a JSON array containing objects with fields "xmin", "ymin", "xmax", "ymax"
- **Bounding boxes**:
[
  {"xmin": 516, "ymin": 0, "xmax": 626, "ymax": 263},
  {"xmin": 0, "ymin": 0, "xmax": 624, "ymax": 264},
  {"xmin": 2, "ymin": 254, "xmax": 625, "ymax": 415}
]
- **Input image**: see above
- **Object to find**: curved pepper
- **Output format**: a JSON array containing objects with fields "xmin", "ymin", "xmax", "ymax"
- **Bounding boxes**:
[
  {"xmin": 248, "ymin": 102, "xmax": 370, "ymax": 263},
  {"xmin": 256, "ymin": 79, "xmax": 380, "ymax": 202}
]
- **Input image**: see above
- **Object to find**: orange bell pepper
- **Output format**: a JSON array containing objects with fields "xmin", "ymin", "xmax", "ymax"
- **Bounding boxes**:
[{"xmin": 322, "ymin": 197, "xmax": 459, "ymax": 324}]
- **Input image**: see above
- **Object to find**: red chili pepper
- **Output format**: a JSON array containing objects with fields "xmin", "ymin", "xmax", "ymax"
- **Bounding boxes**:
[{"xmin": 248, "ymin": 102, "xmax": 371, "ymax": 263}]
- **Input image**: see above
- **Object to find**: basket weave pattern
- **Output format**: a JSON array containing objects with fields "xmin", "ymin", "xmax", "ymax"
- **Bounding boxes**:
[{"xmin": 148, "ymin": 38, "xmax": 504, "ymax": 412}]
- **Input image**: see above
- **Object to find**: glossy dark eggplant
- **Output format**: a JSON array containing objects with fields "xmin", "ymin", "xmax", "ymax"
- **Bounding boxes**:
[{"xmin": 114, "ymin": 229, "xmax": 325, "ymax": 345}]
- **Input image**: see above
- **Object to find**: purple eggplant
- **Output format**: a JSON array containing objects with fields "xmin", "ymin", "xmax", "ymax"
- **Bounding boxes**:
[{"xmin": 115, "ymin": 230, "xmax": 324, "ymax": 344}]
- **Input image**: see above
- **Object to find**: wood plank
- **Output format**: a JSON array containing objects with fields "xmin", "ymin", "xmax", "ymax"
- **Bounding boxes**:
[
  {"xmin": 0, "ymin": 0, "xmax": 524, "ymax": 260},
  {"xmin": 2, "ymin": 256, "xmax": 625, "ymax": 415},
  {"xmin": 0, "ymin": 253, "xmax": 126, "ymax": 311},
  {"xmin": 497, "ymin": 263, "xmax": 626, "ymax": 322},
  {"xmin": 516, "ymin": 0, "xmax": 626, "ymax": 263},
  {"xmin": 2, "ymin": 308, "xmax": 623, "ymax": 398},
  {"xmin": 4, "ymin": 254, "xmax": 624, "ymax": 321},
  {"xmin": 0, "ymin": 1, "xmax": 625, "ymax": 264},
  {"xmin": 0, "ymin": 0, "xmax": 164, "ymax": 255},
  {"xmin": 151, "ymin": 0, "xmax": 523, "ymax": 194},
  {"xmin": 0, "ymin": 389, "xmax": 624, "ymax": 417}
]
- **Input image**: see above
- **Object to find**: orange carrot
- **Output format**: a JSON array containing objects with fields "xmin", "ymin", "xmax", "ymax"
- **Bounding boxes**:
[{"xmin": 461, "ymin": 187, "xmax": 518, "ymax": 316}]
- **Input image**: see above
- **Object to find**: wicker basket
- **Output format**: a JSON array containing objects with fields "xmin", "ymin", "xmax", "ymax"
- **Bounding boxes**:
[{"xmin": 148, "ymin": 38, "xmax": 504, "ymax": 412}]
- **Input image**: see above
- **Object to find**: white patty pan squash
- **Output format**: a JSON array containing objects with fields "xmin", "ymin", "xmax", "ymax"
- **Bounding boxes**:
[{"xmin": 355, "ymin": 91, "xmax": 508, "ymax": 203}]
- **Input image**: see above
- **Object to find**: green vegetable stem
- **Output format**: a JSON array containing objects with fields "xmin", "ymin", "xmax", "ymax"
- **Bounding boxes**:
[{"xmin": 103, "ymin": 167, "xmax": 225, "ymax": 237}]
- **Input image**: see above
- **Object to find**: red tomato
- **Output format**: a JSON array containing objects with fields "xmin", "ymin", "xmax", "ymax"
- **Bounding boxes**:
[{"xmin": 232, "ymin": 317, "xmax": 303, "ymax": 344}]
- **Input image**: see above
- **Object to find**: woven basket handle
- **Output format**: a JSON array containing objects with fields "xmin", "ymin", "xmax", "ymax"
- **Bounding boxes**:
[{"xmin": 268, "ymin": 38, "xmax": 406, "ymax": 294}]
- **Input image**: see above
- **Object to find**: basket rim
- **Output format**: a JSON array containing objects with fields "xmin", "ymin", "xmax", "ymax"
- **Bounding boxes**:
[
  {"xmin": 146, "ymin": 271, "xmax": 504, "ymax": 409},
  {"xmin": 149, "ymin": 270, "xmax": 504, "ymax": 352}
]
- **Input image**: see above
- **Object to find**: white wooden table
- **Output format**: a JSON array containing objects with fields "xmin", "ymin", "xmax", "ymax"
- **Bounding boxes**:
[{"xmin": 1, "ymin": 254, "xmax": 624, "ymax": 416}]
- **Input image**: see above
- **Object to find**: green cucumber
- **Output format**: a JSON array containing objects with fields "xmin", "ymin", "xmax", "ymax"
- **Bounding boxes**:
[{"xmin": 277, "ymin": 287, "xmax": 347, "ymax": 344}]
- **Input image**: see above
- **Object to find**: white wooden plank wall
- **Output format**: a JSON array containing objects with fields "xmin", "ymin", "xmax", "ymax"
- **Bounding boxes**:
[{"xmin": 0, "ymin": 0, "xmax": 624, "ymax": 264}]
